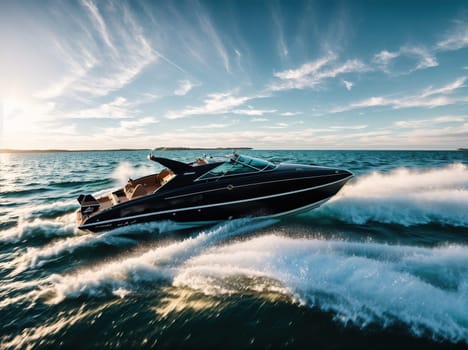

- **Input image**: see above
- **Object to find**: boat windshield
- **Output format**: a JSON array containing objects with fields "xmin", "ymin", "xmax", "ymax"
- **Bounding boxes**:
[{"xmin": 198, "ymin": 154, "xmax": 275, "ymax": 180}]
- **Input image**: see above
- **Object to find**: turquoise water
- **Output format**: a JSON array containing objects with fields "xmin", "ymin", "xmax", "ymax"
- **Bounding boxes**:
[{"xmin": 0, "ymin": 150, "xmax": 467, "ymax": 349}]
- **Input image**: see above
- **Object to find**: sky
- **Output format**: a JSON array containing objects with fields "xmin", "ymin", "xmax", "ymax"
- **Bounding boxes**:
[{"xmin": 0, "ymin": 0, "xmax": 467, "ymax": 150}]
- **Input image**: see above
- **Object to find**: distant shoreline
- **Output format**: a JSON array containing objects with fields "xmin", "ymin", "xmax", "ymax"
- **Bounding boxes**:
[
  {"xmin": 153, "ymin": 147, "xmax": 253, "ymax": 151},
  {"xmin": 0, "ymin": 147, "xmax": 464, "ymax": 154},
  {"xmin": 0, "ymin": 147, "xmax": 253, "ymax": 154}
]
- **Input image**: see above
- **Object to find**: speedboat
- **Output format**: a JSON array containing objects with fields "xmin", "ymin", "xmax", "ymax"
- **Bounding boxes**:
[{"xmin": 77, "ymin": 153, "xmax": 353, "ymax": 232}]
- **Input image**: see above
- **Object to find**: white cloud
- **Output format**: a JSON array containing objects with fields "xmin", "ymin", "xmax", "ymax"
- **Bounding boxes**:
[
  {"xmin": 35, "ymin": 1, "xmax": 157, "ymax": 100},
  {"xmin": 136, "ymin": 128, "xmax": 401, "ymax": 150},
  {"xmin": 271, "ymin": 4, "xmax": 288, "ymax": 60},
  {"xmin": 196, "ymin": 5, "xmax": 231, "ymax": 73},
  {"xmin": 101, "ymin": 117, "xmax": 159, "ymax": 137},
  {"xmin": 373, "ymin": 45, "xmax": 438, "ymax": 74},
  {"xmin": 251, "ymin": 118, "xmax": 268, "ymax": 122},
  {"xmin": 331, "ymin": 76, "xmax": 468, "ymax": 113},
  {"xmin": 34, "ymin": 45, "xmax": 98, "ymax": 100},
  {"xmin": 401, "ymin": 46, "xmax": 438, "ymax": 70},
  {"xmin": 420, "ymin": 76, "xmax": 466, "ymax": 97},
  {"xmin": 434, "ymin": 116, "xmax": 466, "ymax": 123},
  {"xmin": 342, "ymin": 80, "xmax": 353, "ymax": 91},
  {"xmin": 274, "ymin": 55, "xmax": 334, "ymax": 81},
  {"xmin": 330, "ymin": 96, "xmax": 387, "ymax": 113},
  {"xmin": 395, "ymin": 115, "xmax": 466, "ymax": 128},
  {"xmin": 436, "ymin": 21, "xmax": 468, "ymax": 51},
  {"xmin": 266, "ymin": 122, "xmax": 288, "ymax": 129},
  {"xmin": 48, "ymin": 123, "xmax": 78, "ymax": 135},
  {"xmin": 164, "ymin": 92, "xmax": 252, "ymax": 119},
  {"xmin": 233, "ymin": 109, "xmax": 277, "ymax": 116},
  {"xmin": 69, "ymin": 96, "xmax": 132, "ymax": 119},
  {"xmin": 191, "ymin": 122, "xmax": 236, "ymax": 129},
  {"xmin": 174, "ymin": 80, "xmax": 197, "ymax": 96},
  {"xmin": 373, "ymin": 50, "xmax": 399, "ymax": 65},
  {"xmin": 400, "ymin": 123, "xmax": 468, "ymax": 149},
  {"xmin": 331, "ymin": 125, "xmax": 368, "ymax": 130},
  {"xmin": 281, "ymin": 112, "xmax": 303, "ymax": 117},
  {"xmin": 267, "ymin": 53, "xmax": 369, "ymax": 91},
  {"xmin": 117, "ymin": 116, "xmax": 157, "ymax": 129},
  {"xmin": 81, "ymin": 0, "xmax": 114, "ymax": 51}
]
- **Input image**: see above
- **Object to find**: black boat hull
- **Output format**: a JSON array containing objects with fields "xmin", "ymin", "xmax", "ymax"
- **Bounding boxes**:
[{"xmin": 79, "ymin": 175, "xmax": 351, "ymax": 232}]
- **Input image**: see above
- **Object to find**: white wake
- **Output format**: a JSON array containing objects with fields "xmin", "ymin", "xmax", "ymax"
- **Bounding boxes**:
[
  {"xmin": 320, "ymin": 163, "xmax": 468, "ymax": 226},
  {"xmin": 173, "ymin": 234, "xmax": 468, "ymax": 343}
]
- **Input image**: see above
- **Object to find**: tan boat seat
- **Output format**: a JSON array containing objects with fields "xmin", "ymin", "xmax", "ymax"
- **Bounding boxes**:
[
  {"xmin": 128, "ymin": 184, "xmax": 146, "ymax": 199},
  {"xmin": 109, "ymin": 192, "xmax": 120, "ymax": 205}
]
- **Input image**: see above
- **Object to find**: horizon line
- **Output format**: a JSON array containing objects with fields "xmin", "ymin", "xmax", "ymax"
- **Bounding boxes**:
[{"xmin": 0, "ymin": 147, "xmax": 465, "ymax": 154}]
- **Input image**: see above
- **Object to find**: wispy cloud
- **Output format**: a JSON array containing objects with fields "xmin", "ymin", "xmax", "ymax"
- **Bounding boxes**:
[
  {"xmin": 280, "ymin": 111, "xmax": 303, "ymax": 117},
  {"xmin": 399, "ymin": 122, "xmax": 468, "ymax": 149},
  {"xmin": 273, "ymin": 54, "xmax": 335, "ymax": 81},
  {"xmin": 77, "ymin": 2, "xmax": 157, "ymax": 97},
  {"xmin": 36, "ymin": 1, "xmax": 158, "ymax": 100},
  {"xmin": 408, "ymin": 122, "xmax": 468, "ymax": 137},
  {"xmin": 342, "ymin": 80, "xmax": 353, "ymax": 91},
  {"xmin": 233, "ymin": 108, "xmax": 277, "ymax": 116},
  {"xmin": 164, "ymin": 92, "xmax": 252, "ymax": 119},
  {"xmin": 33, "ymin": 43, "xmax": 98, "ymax": 99},
  {"xmin": 271, "ymin": 3, "xmax": 288, "ymax": 60},
  {"xmin": 331, "ymin": 125, "xmax": 368, "ymax": 130},
  {"xmin": 331, "ymin": 76, "xmax": 467, "ymax": 113},
  {"xmin": 135, "ymin": 127, "xmax": 399, "ymax": 150},
  {"xmin": 395, "ymin": 115, "xmax": 466, "ymax": 128},
  {"xmin": 81, "ymin": 0, "xmax": 114, "ymax": 51},
  {"xmin": 174, "ymin": 80, "xmax": 198, "ymax": 96},
  {"xmin": 403, "ymin": 46, "xmax": 438, "ymax": 70},
  {"xmin": 191, "ymin": 121, "xmax": 238, "ymax": 129},
  {"xmin": 195, "ymin": 4, "xmax": 231, "ymax": 73},
  {"xmin": 146, "ymin": 1, "xmax": 234, "ymax": 75},
  {"xmin": 420, "ymin": 76, "xmax": 466, "ymax": 97},
  {"xmin": 266, "ymin": 122, "xmax": 289, "ymax": 129},
  {"xmin": 373, "ymin": 45, "xmax": 438, "ymax": 74},
  {"xmin": 101, "ymin": 117, "xmax": 159, "ymax": 138},
  {"xmin": 69, "ymin": 96, "xmax": 133, "ymax": 119},
  {"xmin": 268, "ymin": 53, "xmax": 368, "ymax": 91},
  {"xmin": 251, "ymin": 118, "xmax": 269, "ymax": 122},
  {"xmin": 436, "ymin": 20, "xmax": 468, "ymax": 51},
  {"xmin": 373, "ymin": 50, "xmax": 399, "ymax": 66}
]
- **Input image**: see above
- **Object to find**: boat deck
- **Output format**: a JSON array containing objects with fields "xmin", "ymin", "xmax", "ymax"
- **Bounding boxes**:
[{"xmin": 95, "ymin": 169, "xmax": 175, "ymax": 212}]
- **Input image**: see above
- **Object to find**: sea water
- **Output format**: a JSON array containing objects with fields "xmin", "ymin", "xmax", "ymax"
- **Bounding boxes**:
[{"xmin": 0, "ymin": 150, "xmax": 467, "ymax": 349}]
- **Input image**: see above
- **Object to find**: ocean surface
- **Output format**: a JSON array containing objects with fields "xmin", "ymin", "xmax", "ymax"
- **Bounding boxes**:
[{"xmin": 0, "ymin": 150, "xmax": 467, "ymax": 349}]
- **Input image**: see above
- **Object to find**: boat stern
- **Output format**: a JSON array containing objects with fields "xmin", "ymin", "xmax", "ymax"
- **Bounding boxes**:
[{"xmin": 76, "ymin": 194, "xmax": 101, "ymax": 229}]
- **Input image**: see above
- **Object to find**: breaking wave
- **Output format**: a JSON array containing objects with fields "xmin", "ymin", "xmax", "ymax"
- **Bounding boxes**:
[
  {"xmin": 173, "ymin": 234, "xmax": 468, "ymax": 343},
  {"xmin": 0, "ymin": 215, "xmax": 77, "ymax": 244},
  {"xmin": 10, "ymin": 233, "xmax": 135, "ymax": 275},
  {"xmin": 35, "ymin": 218, "xmax": 276, "ymax": 304},
  {"xmin": 318, "ymin": 163, "xmax": 468, "ymax": 227},
  {"xmin": 8, "ymin": 220, "xmax": 199, "ymax": 275}
]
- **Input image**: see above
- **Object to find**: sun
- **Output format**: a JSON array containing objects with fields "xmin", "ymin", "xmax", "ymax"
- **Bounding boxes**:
[{"xmin": 1, "ymin": 96, "xmax": 39, "ymax": 149}]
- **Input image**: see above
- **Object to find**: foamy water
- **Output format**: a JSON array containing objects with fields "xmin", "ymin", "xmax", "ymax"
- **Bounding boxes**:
[
  {"xmin": 321, "ymin": 163, "xmax": 468, "ymax": 226},
  {"xmin": 174, "ymin": 235, "xmax": 468, "ymax": 342},
  {"xmin": 35, "ymin": 219, "xmax": 276, "ymax": 304}
]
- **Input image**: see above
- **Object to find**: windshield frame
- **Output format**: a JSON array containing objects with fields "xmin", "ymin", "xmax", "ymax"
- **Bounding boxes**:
[{"xmin": 195, "ymin": 154, "xmax": 276, "ymax": 181}]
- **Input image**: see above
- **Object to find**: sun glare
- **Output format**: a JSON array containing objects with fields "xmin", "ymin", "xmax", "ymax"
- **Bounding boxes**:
[{"xmin": 1, "ymin": 96, "xmax": 40, "ymax": 149}]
